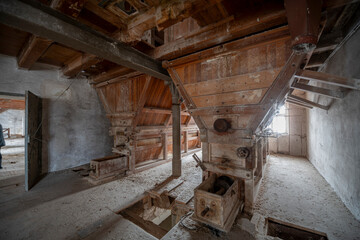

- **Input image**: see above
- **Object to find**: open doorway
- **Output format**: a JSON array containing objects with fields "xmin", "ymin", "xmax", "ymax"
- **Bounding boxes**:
[{"xmin": 0, "ymin": 93, "xmax": 25, "ymax": 182}]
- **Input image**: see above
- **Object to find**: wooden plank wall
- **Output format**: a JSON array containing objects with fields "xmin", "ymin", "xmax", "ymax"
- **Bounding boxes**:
[
  {"xmin": 170, "ymin": 37, "xmax": 291, "ymax": 130},
  {"xmin": 95, "ymin": 74, "xmax": 199, "ymax": 171}
]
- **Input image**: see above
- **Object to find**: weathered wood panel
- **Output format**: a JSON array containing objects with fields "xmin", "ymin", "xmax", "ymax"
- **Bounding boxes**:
[
  {"xmin": 96, "ymin": 74, "xmax": 199, "ymax": 167},
  {"xmin": 172, "ymin": 38, "xmax": 291, "ymax": 110},
  {"xmin": 25, "ymin": 91, "xmax": 42, "ymax": 191},
  {"xmin": 183, "ymin": 68, "xmax": 281, "ymax": 97},
  {"xmin": 192, "ymin": 88, "xmax": 267, "ymax": 108}
]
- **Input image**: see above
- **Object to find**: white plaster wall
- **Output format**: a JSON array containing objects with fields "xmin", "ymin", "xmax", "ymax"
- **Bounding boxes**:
[
  {"xmin": 0, "ymin": 109, "xmax": 25, "ymax": 136},
  {"xmin": 268, "ymin": 104, "xmax": 307, "ymax": 157},
  {"xmin": 0, "ymin": 55, "xmax": 113, "ymax": 172},
  {"xmin": 307, "ymin": 29, "xmax": 360, "ymax": 220}
]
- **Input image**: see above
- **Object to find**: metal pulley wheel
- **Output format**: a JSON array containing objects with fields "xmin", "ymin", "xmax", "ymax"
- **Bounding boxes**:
[
  {"xmin": 213, "ymin": 119, "xmax": 231, "ymax": 132},
  {"xmin": 237, "ymin": 147, "xmax": 250, "ymax": 158}
]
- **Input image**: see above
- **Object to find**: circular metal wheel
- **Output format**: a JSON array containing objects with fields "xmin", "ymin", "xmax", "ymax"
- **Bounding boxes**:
[
  {"xmin": 237, "ymin": 147, "xmax": 250, "ymax": 158},
  {"xmin": 213, "ymin": 119, "xmax": 231, "ymax": 132}
]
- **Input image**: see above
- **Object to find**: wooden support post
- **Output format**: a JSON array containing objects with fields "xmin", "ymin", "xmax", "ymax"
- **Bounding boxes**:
[
  {"xmin": 197, "ymin": 130, "xmax": 201, "ymax": 148},
  {"xmin": 244, "ymin": 178, "xmax": 254, "ymax": 213},
  {"xmin": 129, "ymin": 136, "xmax": 136, "ymax": 173},
  {"xmin": 170, "ymin": 83, "xmax": 181, "ymax": 177},
  {"xmin": 184, "ymin": 130, "xmax": 188, "ymax": 153},
  {"xmin": 162, "ymin": 133, "xmax": 168, "ymax": 160}
]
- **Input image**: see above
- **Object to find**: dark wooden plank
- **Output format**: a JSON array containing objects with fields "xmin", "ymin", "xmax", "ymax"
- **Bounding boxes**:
[
  {"xmin": 287, "ymin": 94, "xmax": 330, "ymax": 110},
  {"xmin": 25, "ymin": 91, "xmax": 42, "ymax": 191},
  {"xmin": 286, "ymin": 100, "xmax": 313, "ymax": 109},
  {"xmin": 291, "ymin": 82, "xmax": 344, "ymax": 99}
]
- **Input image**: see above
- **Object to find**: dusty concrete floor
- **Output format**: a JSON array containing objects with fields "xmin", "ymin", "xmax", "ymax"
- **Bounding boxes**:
[
  {"xmin": 1, "ymin": 154, "xmax": 359, "ymax": 240},
  {"xmin": 0, "ymin": 138, "xmax": 25, "ymax": 180},
  {"xmin": 163, "ymin": 154, "xmax": 360, "ymax": 240},
  {"xmin": 0, "ymin": 153, "xmax": 202, "ymax": 240},
  {"xmin": 253, "ymin": 154, "xmax": 360, "ymax": 240}
]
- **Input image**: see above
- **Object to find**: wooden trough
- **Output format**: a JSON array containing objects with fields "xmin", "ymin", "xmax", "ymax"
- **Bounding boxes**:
[{"xmin": 89, "ymin": 155, "xmax": 128, "ymax": 183}]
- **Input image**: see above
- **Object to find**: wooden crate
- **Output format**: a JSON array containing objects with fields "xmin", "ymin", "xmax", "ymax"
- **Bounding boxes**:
[
  {"xmin": 193, "ymin": 174, "xmax": 241, "ymax": 232},
  {"xmin": 89, "ymin": 155, "xmax": 128, "ymax": 180}
]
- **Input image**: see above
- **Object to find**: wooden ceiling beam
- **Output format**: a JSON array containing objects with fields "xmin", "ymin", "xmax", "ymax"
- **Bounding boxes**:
[
  {"xmin": 94, "ymin": 71, "xmax": 143, "ymax": 88},
  {"xmin": 17, "ymin": 35, "xmax": 52, "ymax": 69},
  {"xmin": 0, "ymin": 0, "xmax": 171, "ymax": 82},
  {"xmin": 291, "ymin": 82, "xmax": 344, "ymax": 99},
  {"xmin": 295, "ymin": 69, "xmax": 360, "ymax": 90},
  {"xmin": 62, "ymin": 53, "xmax": 101, "ymax": 77},
  {"xmin": 91, "ymin": 66, "xmax": 136, "ymax": 83}
]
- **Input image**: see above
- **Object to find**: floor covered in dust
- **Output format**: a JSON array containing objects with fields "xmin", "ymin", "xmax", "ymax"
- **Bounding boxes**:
[
  {"xmin": 0, "ymin": 153, "xmax": 202, "ymax": 240},
  {"xmin": 0, "ymin": 137, "xmax": 25, "ymax": 180},
  {"xmin": 0, "ymin": 154, "xmax": 359, "ymax": 240},
  {"xmin": 163, "ymin": 154, "xmax": 360, "ymax": 240},
  {"xmin": 253, "ymin": 154, "xmax": 360, "ymax": 240}
]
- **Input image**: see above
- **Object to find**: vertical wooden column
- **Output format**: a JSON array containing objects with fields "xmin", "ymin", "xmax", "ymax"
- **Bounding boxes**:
[
  {"xmin": 201, "ymin": 141, "xmax": 210, "ymax": 180},
  {"xmin": 197, "ymin": 130, "xmax": 201, "ymax": 148},
  {"xmin": 162, "ymin": 133, "xmax": 168, "ymax": 160},
  {"xmin": 170, "ymin": 83, "xmax": 181, "ymax": 177},
  {"xmin": 263, "ymin": 137, "xmax": 267, "ymax": 164},
  {"xmin": 244, "ymin": 179, "xmax": 254, "ymax": 213},
  {"xmin": 184, "ymin": 130, "xmax": 188, "ymax": 153},
  {"xmin": 129, "ymin": 135, "xmax": 136, "ymax": 173}
]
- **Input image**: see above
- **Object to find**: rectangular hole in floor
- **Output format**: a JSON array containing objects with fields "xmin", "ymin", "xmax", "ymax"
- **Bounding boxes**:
[
  {"xmin": 267, "ymin": 217, "xmax": 328, "ymax": 240},
  {"xmin": 117, "ymin": 195, "xmax": 181, "ymax": 239}
]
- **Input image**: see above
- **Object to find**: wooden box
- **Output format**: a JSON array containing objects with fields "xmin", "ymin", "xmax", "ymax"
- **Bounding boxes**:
[
  {"xmin": 89, "ymin": 155, "xmax": 128, "ymax": 180},
  {"xmin": 193, "ymin": 174, "xmax": 241, "ymax": 232}
]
